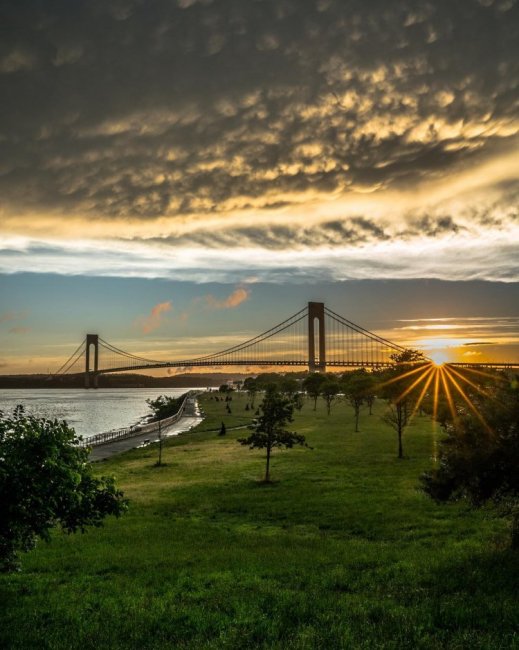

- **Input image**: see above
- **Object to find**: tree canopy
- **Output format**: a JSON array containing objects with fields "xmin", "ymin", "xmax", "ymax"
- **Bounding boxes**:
[
  {"xmin": 320, "ymin": 378, "xmax": 341, "ymax": 415},
  {"xmin": 238, "ymin": 387, "xmax": 307, "ymax": 482},
  {"xmin": 303, "ymin": 373, "xmax": 327, "ymax": 410},
  {"xmin": 422, "ymin": 375, "xmax": 519, "ymax": 548},
  {"xmin": 0, "ymin": 407, "xmax": 128, "ymax": 571},
  {"xmin": 342, "ymin": 370, "xmax": 375, "ymax": 432},
  {"xmin": 146, "ymin": 393, "xmax": 187, "ymax": 421}
]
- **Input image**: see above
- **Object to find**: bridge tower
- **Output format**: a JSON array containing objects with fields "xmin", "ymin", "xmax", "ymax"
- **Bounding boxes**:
[
  {"xmin": 85, "ymin": 334, "xmax": 99, "ymax": 388},
  {"xmin": 308, "ymin": 302, "xmax": 326, "ymax": 372}
]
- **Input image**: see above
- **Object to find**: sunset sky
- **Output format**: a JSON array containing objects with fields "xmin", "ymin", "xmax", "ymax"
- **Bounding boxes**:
[{"xmin": 1, "ymin": 0, "xmax": 518, "ymax": 374}]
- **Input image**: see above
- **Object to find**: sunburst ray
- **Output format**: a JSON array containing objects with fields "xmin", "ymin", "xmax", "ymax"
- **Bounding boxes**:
[
  {"xmin": 439, "ymin": 366, "xmax": 458, "ymax": 422},
  {"xmin": 395, "ymin": 364, "xmax": 435, "ymax": 404},
  {"xmin": 377, "ymin": 362, "xmax": 433, "ymax": 390},
  {"xmin": 408, "ymin": 366, "xmax": 436, "ymax": 423},
  {"xmin": 442, "ymin": 366, "xmax": 493, "ymax": 434}
]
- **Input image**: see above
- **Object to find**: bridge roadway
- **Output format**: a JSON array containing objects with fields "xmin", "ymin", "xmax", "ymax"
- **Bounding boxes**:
[
  {"xmin": 94, "ymin": 360, "xmax": 396, "ymax": 374},
  {"xmin": 90, "ymin": 360, "xmax": 519, "ymax": 378},
  {"xmin": 89, "ymin": 394, "xmax": 203, "ymax": 461}
]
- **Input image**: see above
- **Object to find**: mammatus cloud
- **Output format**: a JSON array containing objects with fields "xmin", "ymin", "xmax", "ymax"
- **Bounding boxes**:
[
  {"xmin": 205, "ymin": 287, "xmax": 250, "ymax": 309},
  {"xmin": 0, "ymin": 0, "xmax": 518, "ymax": 282},
  {"xmin": 137, "ymin": 301, "xmax": 172, "ymax": 334}
]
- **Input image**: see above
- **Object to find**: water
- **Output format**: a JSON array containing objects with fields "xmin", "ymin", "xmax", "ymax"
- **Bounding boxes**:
[{"xmin": 0, "ymin": 388, "xmax": 207, "ymax": 439}]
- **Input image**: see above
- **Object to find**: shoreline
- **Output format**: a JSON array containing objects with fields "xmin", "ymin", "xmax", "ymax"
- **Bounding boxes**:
[{"xmin": 89, "ymin": 394, "xmax": 204, "ymax": 462}]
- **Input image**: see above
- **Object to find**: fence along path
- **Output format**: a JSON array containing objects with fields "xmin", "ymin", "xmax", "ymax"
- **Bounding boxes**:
[{"xmin": 79, "ymin": 391, "xmax": 194, "ymax": 448}]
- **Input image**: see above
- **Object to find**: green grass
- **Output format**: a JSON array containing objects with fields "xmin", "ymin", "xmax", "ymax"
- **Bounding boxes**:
[{"xmin": 1, "ymin": 392, "xmax": 517, "ymax": 649}]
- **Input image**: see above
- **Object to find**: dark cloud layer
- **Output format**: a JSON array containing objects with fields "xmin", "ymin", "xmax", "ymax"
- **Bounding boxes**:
[{"xmin": 1, "ymin": 0, "xmax": 518, "ymax": 222}]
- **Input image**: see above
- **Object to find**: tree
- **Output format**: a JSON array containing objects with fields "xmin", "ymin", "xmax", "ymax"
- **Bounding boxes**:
[
  {"xmin": 303, "ymin": 372, "xmax": 326, "ymax": 411},
  {"xmin": 238, "ymin": 387, "xmax": 307, "ymax": 482},
  {"xmin": 378, "ymin": 351, "xmax": 427, "ymax": 458},
  {"xmin": 243, "ymin": 377, "xmax": 258, "ymax": 408},
  {"xmin": 280, "ymin": 378, "xmax": 299, "ymax": 399},
  {"xmin": 218, "ymin": 421, "xmax": 226, "ymax": 436},
  {"xmin": 421, "ymin": 376, "xmax": 519, "ymax": 548},
  {"xmin": 390, "ymin": 348, "xmax": 425, "ymax": 364},
  {"xmin": 342, "ymin": 370, "xmax": 374, "ymax": 432},
  {"xmin": 0, "ymin": 407, "xmax": 128, "ymax": 572},
  {"xmin": 320, "ymin": 379, "xmax": 340, "ymax": 415},
  {"xmin": 292, "ymin": 392, "xmax": 305, "ymax": 412},
  {"xmin": 146, "ymin": 394, "xmax": 186, "ymax": 421},
  {"xmin": 378, "ymin": 369, "xmax": 414, "ymax": 459}
]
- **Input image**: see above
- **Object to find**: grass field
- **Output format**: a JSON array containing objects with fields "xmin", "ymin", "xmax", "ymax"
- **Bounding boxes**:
[{"xmin": 1, "ymin": 392, "xmax": 517, "ymax": 649}]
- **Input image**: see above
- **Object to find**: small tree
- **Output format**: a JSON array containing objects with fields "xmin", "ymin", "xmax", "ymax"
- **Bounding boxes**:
[
  {"xmin": 421, "ymin": 376, "xmax": 519, "ymax": 548},
  {"xmin": 0, "ymin": 407, "xmax": 128, "ymax": 572},
  {"xmin": 342, "ymin": 370, "xmax": 375, "ymax": 432},
  {"xmin": 146, "ymin": 394, "xmax": 186, "ymax": 421},
  {"xmin": 379, "ymin": 351, "xmax": 426, "ymax": 458},
  {"xmin": 238, "ymin": 387, "xmax": 307, "ymax": 482},
  {"xmin": 293, "ymin": 392, "xmax": 305, "ymax": 412},
  {"xmin": 320, "ymin": 379, "xmax": 340, "ymax": 415},
  {"xmin": 303, "ymin": 373, "xmax": 326, "ymax": 411},
  {"xmin": 243, "ymin": 377, "xmax": 258, "ymax": 408},
  {"xmin": 379, "ymin": 369, "xmax": 414, "ymax": 459},
  {"xmin": 280, "ymin": 378, "xmax": 299, "ymax": 399}
]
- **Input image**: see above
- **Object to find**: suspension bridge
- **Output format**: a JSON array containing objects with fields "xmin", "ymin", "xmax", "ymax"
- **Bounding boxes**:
[{"xmin": 53, "ymin": 302, "xmax": 518, "ymax": 387}]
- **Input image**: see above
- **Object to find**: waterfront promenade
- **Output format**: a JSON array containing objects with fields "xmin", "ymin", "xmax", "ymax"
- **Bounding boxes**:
[{"xmin": 89, "ymin": 395, "xmax": 203, "ymax": 461}]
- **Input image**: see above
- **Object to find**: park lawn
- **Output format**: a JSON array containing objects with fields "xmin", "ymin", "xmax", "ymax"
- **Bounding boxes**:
[{"xmin": 0, "ymin": 392, "xmax": 517, "ymax": 649}]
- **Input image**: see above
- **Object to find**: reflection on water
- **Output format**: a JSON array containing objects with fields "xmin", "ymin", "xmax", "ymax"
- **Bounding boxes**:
[{"xmin": 0, "ymin": 388, "xmax": 207, "ymax": 439}]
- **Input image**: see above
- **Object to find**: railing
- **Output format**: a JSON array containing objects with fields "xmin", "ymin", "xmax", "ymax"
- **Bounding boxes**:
[{"xmin": 78, "ymin": 392, "xmax": 193, "ymax": 448}]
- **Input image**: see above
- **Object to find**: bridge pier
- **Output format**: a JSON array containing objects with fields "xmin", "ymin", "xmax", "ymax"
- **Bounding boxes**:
[
  {"xmin": 308, "ymin": 302, "xmax": 326, "ymax": 372},
  {"xmin": 85, "ymin": 334, "xmax": 99, "ymax": 389}
]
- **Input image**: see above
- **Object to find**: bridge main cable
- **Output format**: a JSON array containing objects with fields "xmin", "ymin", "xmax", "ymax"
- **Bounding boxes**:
[
  {"xmin": 53, "ymin": 340, "xmax": 86, "ymax": 376},
  {"xmin": 324, "ymin": 307, "xmax": 409, "ymax": 353},
  {"xmin": 98, "ymin": 338, "xmax": 164, "ymax": 365},
  {"xmin": 178, "ymin": 306, "xmax": 308, "ymax": 363}
]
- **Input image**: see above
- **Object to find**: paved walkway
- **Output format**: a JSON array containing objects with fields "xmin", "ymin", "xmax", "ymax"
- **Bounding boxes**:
[{"xmin": 89, "ymin": 396, "xmax": 203, "ymax": 461}]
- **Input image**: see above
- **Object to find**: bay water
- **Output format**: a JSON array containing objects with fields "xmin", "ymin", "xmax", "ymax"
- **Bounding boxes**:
[{"xmin": 0, "ymin": 388, "xmax": 207, "ymax": 440}]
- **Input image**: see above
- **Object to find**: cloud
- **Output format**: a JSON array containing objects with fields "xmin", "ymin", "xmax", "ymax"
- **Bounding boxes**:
[
  {"xmin": 0, "ymin": 310, "xmax": 29, "ymax": 328},
  {"xmin": 8, "ymin": 326, "xmax": 31, "ymax": 334},
  {"xmin": 0, "ymin": 1, "xmax": 518, "ymax": 223},
  {"xmin": 138, "ymin": 301, "xmax": 173, "ymax": 334},
  {"xmin": 0, "ymin": 311, "xmax": 18, "ymax": 323},
  {"xmin": 206, "ymin": 287, "xmax": 250, "ymax": 309},
  {"xmin": 0, "ymin": 0, "xmax": 518, "ymax": 282}
]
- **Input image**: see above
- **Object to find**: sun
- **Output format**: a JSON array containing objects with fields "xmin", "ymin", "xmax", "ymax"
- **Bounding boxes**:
[{"xmin": 429, "ymin": 350, "xmax": 450, "ymax": 366}]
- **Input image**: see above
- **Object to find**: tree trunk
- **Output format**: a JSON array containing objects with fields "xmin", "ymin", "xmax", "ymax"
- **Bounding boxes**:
[
  {"xmin": 512, "ymin": 511, "xmax": 519, "ymax": 550},
  {"xmin": 157, "ymin": 421, "xmax": 163, "ymax": 466},
  {"xmin": 355, "ymin": 407, "xmax": 359, "ymax": 433},
  {"xmin": 265, "ymin": 444, "xmax": 271, "ymax": 482},
  {"xmin": 398, "ymin": 426, "xmax": 403, "ymax": 459},
  {"xmin": 313, "ymin": 395, "xmax": 318, "ymax": 411}
]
